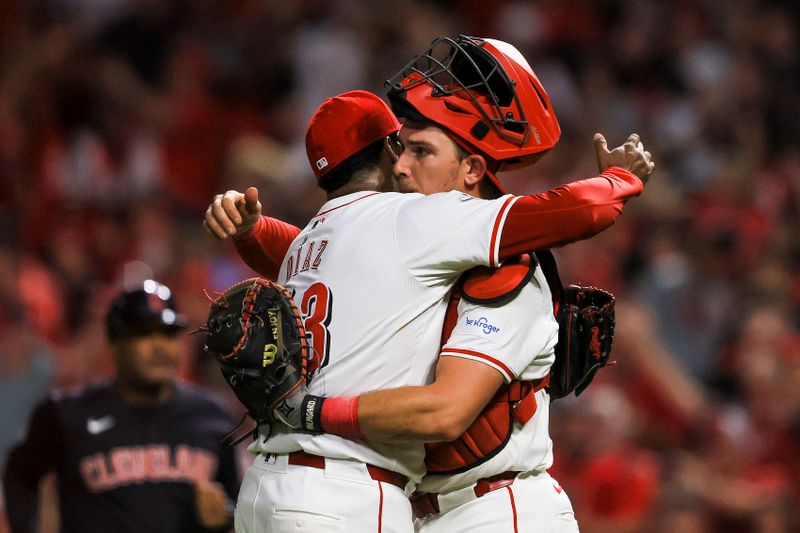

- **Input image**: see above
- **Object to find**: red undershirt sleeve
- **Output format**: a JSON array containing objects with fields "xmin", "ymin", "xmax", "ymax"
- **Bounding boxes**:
[
  {"xmin": 232, "ymin": 167, "xmax": 642, "ymax": 277},
  {"xmin": 233, "ymin": 216, "xmax": 302, "ymax": 281},
  {"xmin": 498, "ymin": 167, "xmax": 643, "ymax": 260}
]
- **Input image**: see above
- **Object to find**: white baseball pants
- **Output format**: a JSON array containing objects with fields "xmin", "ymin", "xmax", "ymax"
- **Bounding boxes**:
[
  {"xmin": 415, "ymin": 472, "xmax": 579, "ymax": 533},
  {"xmin": 235, "ymin": 453, "xmax": 414, "ymax": 532}
]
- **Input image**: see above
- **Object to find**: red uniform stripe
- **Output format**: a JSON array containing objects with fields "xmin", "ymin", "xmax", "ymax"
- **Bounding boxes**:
[
  {"xmin": 442, "ymin": 348, "xmax": 514, "ymax": 381},
  {"xmin": 490, "ymin": 196, "xmax": 517, "ymax": 267},
  {"xmin": 507, "ymin": 486, "xmax": 519, "ymax": 533},
  {"xmin": 317, "ymin": 192, "xmax": 380, "ymax": 216},
  {"xmin": 377, "ymin": 481, "xmax": 384, "ymax": 533}
]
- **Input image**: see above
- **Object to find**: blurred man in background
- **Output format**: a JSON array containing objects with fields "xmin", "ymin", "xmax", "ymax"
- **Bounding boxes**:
[{"xmin": 3, "ymin": 281, "xmax": 240, "ymax": 533}]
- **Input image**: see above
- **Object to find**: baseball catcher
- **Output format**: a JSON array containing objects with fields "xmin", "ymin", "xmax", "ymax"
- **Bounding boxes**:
[{"xmin": 204, "ymin": 278, "xmax": 310, "ymax": 429}]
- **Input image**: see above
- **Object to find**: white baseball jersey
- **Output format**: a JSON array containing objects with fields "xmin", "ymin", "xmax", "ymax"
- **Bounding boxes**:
[
  {"xmin": 418, "ymin": 265, "xmax": 559, "ymax": 494},
  {"xmin": 249, "ymin": 190, "xmax": 518, "ymax": 483}
]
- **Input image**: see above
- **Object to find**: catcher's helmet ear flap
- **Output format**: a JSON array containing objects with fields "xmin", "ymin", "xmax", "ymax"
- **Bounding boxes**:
[
  {"xmin": 106, "ymin": 280, "xmax": 188, "ymax": 341},
  {"xmin": 386, "ymin": 35, "xmax": 560, "ymax": 185}
]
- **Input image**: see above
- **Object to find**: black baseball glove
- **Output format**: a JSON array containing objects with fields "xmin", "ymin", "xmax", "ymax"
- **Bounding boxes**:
[{"xmin": 204, "ymin": 278, "xmax": 310, "ymax": 426}]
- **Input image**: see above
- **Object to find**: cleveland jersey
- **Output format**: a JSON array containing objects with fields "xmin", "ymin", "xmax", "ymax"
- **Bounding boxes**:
[
  {"xmin": 250, "ymin": 190, "xmax": 519, "ymax": 483},
  {"xmin": 3, "ymin": 381, "xmax": 239, "ymax": 533}
]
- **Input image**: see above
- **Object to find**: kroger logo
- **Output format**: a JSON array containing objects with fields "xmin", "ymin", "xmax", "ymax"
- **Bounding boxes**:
[{"xmin": 465, "ymin": 316, "xmax": 501, "ymax": 335}]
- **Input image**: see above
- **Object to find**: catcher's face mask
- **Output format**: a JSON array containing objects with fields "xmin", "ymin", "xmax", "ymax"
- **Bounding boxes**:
[{"xmin": 386, "ymin": 35, "xmax": 560, "ymax": 185}]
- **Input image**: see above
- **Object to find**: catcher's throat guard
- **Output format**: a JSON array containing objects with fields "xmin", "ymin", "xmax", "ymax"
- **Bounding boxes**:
[{"xmin": 204, "ymin": 278, "xmax": 309, "ymax": 424}]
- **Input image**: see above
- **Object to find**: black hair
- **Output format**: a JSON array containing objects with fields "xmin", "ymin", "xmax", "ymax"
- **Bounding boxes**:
[
  {"xmin": 318, "ymin": 138, "xmax": 386, "ymax": 193},
  {"xmin": 452, "ymin": 140, "xmax": 469, "ymax": 161},
  {"xmin": 478, "ymin": 175, "xmax": 503, "ymax": 200},
  {"xmin": 387, "ymin": 86, "xmax": 428, "ymax": 125}
]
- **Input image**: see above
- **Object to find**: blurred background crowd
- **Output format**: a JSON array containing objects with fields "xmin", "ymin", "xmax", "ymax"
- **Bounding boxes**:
[{"xmin": 1, "ymin": 0, "xmax": 799, "ymax": 531}]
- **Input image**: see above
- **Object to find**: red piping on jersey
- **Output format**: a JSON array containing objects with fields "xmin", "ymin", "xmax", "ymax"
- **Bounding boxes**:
[
  {"xmin": 507, "ymin": 486, "xmax": 519, "ymax": 533},
  {"xmin": 443, "ymin": 348, "xmax": 514, "ymax": 381},
  {"xmin": 233, "ymin": 167, "xmax": 642, "ymax": 280},
  {"xmin": 316, "ymin": 192, "xmax": 381, "ymax": 216},
  {"xmin": 490, "ymin": 196, "xmax": 516, "ymax": 267},
  {"xmin": 377, "ymin": 481, "xmax": 384, "ymax": 533}
]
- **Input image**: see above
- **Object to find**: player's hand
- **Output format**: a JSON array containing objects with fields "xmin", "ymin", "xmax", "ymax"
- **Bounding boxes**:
[
  {"xmin": 203, "ymin": 186, "xmax": 262, "ymax": 240},
  {"xmin": 193, "ymin": 479, "xmax": 234, "ymax": 530},
  {"xmin": 271, "ymin": 384, "xmax": 309, "ymax": 430},
  {"xmin": 594, "ymin": 133, "xmax": 655, "ymax": 184}
]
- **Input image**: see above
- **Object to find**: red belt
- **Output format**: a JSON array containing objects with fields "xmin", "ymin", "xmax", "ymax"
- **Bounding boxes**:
[
  {"xmin": 410, "ymin": 471, "xmax": 519, "ymax": 519},
  {"xmin": 286, "ymin": 451, "xmax": 408, "ymax": 490}
]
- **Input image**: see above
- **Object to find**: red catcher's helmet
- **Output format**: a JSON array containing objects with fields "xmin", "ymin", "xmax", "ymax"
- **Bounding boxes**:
[{"xmin": 386, "ymin": 35, "xmax": 560, "ymax": 177}]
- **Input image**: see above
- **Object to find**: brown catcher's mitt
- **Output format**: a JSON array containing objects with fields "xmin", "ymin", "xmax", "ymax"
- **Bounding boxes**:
[{"xmin": 548, "ymin": 285, "xmax": 616, "ymax": 399}]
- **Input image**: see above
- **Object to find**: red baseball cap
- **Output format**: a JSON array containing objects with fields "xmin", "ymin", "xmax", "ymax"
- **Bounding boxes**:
[{"xmin": 306, "ymin": 90, "xmax": 401, "ymax": 180}]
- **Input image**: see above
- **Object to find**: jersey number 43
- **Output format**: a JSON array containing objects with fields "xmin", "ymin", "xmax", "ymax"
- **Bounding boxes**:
[{"xmin": 299, "ymin": 282, "xmax": 333, "ymax": 376}]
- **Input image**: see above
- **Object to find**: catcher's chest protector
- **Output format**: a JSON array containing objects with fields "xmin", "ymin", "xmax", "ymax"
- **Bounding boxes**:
[{"xmin": 425, "ymin": 255, "xmax": 549, "ymax": 475}]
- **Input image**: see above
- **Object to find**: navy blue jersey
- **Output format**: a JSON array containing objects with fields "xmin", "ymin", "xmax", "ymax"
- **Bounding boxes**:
[{"xmin": 4, "ymin": 380, "xmax": 239, "ymax": 533}]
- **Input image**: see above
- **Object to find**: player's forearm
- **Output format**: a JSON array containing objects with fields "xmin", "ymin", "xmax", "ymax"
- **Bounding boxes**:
[
  {"xmin": 300, "ymin": 358, "xmax": 502, "ymax": 442},
  {"xmin": 233, "ymin": 216, "xmax": 302, "ymax": 280},
  {"xmin": 499, "ymin": 166, "xmax": 643, "ymax": 259},
  {"xmin": 303, "ymin": 386, "xmax": 473, "ymax": 443},
  {"xmin": 355, "ymin": 386, "xmax": 471, "ymax": 442}
]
